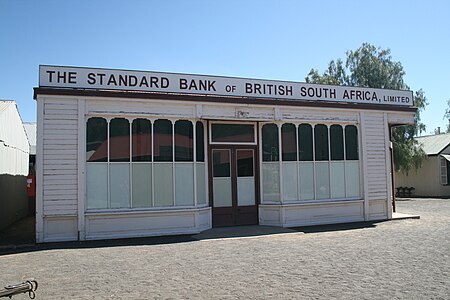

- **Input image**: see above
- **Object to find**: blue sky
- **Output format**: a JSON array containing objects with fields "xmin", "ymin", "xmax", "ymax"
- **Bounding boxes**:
[{"xmin": 1, "ymin": 0, "xmax": 449, "ymax": 134}]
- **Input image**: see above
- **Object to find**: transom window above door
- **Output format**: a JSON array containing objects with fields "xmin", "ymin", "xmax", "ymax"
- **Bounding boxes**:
[{"xmin": 210, "ymin": 122, "xmax": 256, "ymax": 144}]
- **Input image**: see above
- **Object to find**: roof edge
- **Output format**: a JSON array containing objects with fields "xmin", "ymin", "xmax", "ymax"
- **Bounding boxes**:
[{"xmin": 34, "ymin": 87, "xmax": 418, "ymax": 113}]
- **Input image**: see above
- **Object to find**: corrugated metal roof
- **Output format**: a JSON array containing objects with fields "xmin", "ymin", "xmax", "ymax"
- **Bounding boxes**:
[
  {"xmin": 23, "ymin": 122, "xmax": 36, "ymax": 155},
  {"xmin": 417, "ymin": 133, "xmax": 450, "ymax": 155},
  {"xmin": 0, "ymin": 100, "xmax": 15, "ymax": 114}
]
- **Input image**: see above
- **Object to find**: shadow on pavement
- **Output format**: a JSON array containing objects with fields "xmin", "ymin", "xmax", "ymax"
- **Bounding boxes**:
[
  {"xmin": 0, "ymin": 220, "xmax": 383, "ymax": 256},
  {"xmin": 292, "ymin": 221, "xmax": 380, "ymax": 233}
]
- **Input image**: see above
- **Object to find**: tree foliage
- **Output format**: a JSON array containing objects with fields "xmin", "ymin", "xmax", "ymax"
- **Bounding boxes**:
[
  {"xmin": 445, "ymin": 98, "xmax": 450, "ymax": 133},
  {"xmin": 306, "ymin": 43, "xmax": 427, "ymax": 174}
]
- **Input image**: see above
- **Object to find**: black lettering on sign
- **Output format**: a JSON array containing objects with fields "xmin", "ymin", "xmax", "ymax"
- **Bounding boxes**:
[
  {"xmin": 246, "ymin": 83, "xmax": 292, "ymax": 96},
  {"xmin": 119, "ymin": 75, "xmax": 127, "ymax": 86},
  {"xmin": 46, "ymin": 70, "xmax": 55, "ymax": 82},
  {"xmin": 68, "ymin": 72, "xmax": 77, "ymax": 84},
  {"xmin": 139, "ymin": 76, "xmax": 149, "ymax": 87},
  {"xmin": 179, "ymin": 78, "xmax": 215, "ymax": 91},
  {"xmin": 161, "ymin": 77, "xmax": 169, "ymax": 88},
  {"xmin": 180, "ymin": 78, "xmax": 188, "ymax": 89},
  {"xmin": 150, "ymin": 77, "xmax": 159, "ymax": 88},
  {"xmin": 343, "ymin": 90, "xmax": 349, "ymax": 99},
  {"xmin": 87, "ymin": 73, "xmax": 96, "ymax": 84},
  {"xmin": 129, "ymin": 75, "xmax": 137, "ymax": 87},
  {"xmin": 97, "ymin": 73, "xmax": 106, "ymax": 85},
  {"xmin": 55, "ymin": 71, "xmax": 77, "ymax": 84},
  {"xmin": 107, "ymin": 74, "xmax": 117, "ymax": 85}
]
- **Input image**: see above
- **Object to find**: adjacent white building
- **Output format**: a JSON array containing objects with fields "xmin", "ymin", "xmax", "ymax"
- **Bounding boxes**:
[
  {"xmin": 395, "ymin": 133, "xmax": 450, "ymax": 197},
  {"xmin": 0, "ymin": 100, "xmax": 29, "ymax": 230},
  {"xmin": 34, "ymin": 65, "xmax": 416, "ymax": 242}
]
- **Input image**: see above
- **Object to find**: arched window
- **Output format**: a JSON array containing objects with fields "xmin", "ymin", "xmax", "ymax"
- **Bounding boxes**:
[
  {"xmin": 175, "ymin": 120, "xmax": 193, "ymax": 162},
  {"xmin": 314, "ymin": 124, "xmax": 329, "ymax": 161},
  {"xmin": 262, "ymin": 124, "xmax": 279, "ymax": 162},
  {"xmin": 345, "ymin": 125, "xmax": 358, "ymax": 160},
  {"xmin": 154, "ymin": 119, "xmax": 173, "ymax": 162},
  {"xmin": 281, "ymin": 123, "xmax": 297, "ymax": 161},
  {"xmin": 330, "ymin": 125, "xmax": 344, "ymax": 161},
  {"xmin": 109, "ymin": 118, "xmax": 130, "ymax": 162},
  {"xmin": 132, "ymin": 118, "xmax": 151, "ymax": 162},
  {"xmin": 86, "ymin": 117, "xmax": 107, "ymax": 162},
  {"xmin": 298, "ymin": 124, "xmax": 313, "ymax": 161}
]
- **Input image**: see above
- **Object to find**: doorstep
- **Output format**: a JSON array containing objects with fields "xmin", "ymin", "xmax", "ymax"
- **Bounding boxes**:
[{"xmin": 392, "ymin": 212, "xmax": 420, "ymax": 220}]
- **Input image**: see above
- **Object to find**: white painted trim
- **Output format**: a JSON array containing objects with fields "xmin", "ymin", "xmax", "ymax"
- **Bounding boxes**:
[
  {"xmin": 77, "ymin": 98, "xmax": 86, "ymax": 240},
  {"xmin": 84, "ymin": 207, "xmax": 211, "ymax": 241},
  {"xmin": 259, "ymin": 199, "xmax": 364, "ymax": 207},
  {"xmin": 359, "ymin": 112, "xmax": 370, "ymax": 221},
  {"xmin": 384, "ymin": 113, "xmax": 393, "ymax": 219},
  {"xmin": 36, "ymin": 97, "xmax": 45, "ymax": 243},
  {"xmin": 278, "ymin": 123, "xmax": 283, "ymax": 203},
  {"xmin": 193, "ymin": 120, "xmax": 197, "ymax": 206}
]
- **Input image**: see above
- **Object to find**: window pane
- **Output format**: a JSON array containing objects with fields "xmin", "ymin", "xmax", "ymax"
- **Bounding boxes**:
[
  {"xmin": 175, "ymin": 163, "xmax": 194, "ymax": 206},
  {"xmin": 132, "ymin": 163, "xmax": 152, "ymax": 207},
  {"xmin": 237, "ymin": 150, "xmax": 254, "ymax": 177},
  {"xmin": 298, "ymin": 124, "xmax": 313, "ymax": 161},
  {"xmin": 154, "ymin": 119, "xmax": 173, "ymax": 162},
  {"xmin": 262, "ymin": 124, "xmax": 279, "ymax": 162},
  {"xmin": 262, "ymin": 162, "xmax": 280, "ymax": 201},
  {"xmin": 314, "ymin": 124, "xmax": 329, "ymax": 161},
  {"xmin": 345, "ymin": 161, "xmax": 360, "ymax": 197},
  {"xmin": 282, "ymin": 123, "xmax": 297, "ymax": 161},
  {"xmin": 316, "ymin": 162, "xmax": 330, "ymax": 199},
  {"xmin": 211, "ymin": 124, "xmax": 255, "ymax": 143},
  {"xmin": 196, "ymin": 122, "xmax": 205, "ymax": 162},
  {"xmin": 196, "ymin": 163, "xmax": 207, "ymax": 205},
  {"xmin": 299, "ymin": 162, "xmax": 314, "ymax": 200},
  {"xmin": 345, "ymin": 125, "xmax": 359, "ymax": 160},
  {"xmin": 86, "ymin": 117, "xmax": 107, "ymax": 162},
  {"xmin": 110, "ymin": 118, "xmax": 130, "ymax": 162},
  {"xmin": 132, "ymin": 119, "xmax": 151, "ymax": 162},
  {"xmin": 86, "ymin": 163, "xmax": 108, "ymax": 208},
  {"xmin": 330, "ymin": 162, "xmax": 345, "ymax": 198},
  {"xmin": 213, "ymin": 149, "xmax": 230, "ymax": 177},
  {"xmin": 154, "ymin": 163, "xmax": 174, "ymax": 206},
  {"xmin": 175, "ymin": 120, "xmax": 193, "ymax": 162},
  {"xmin": 110, "ymin": 163, "xmax": 130, "ymax": 208},
  {"xmin": 237, "ymin": 177, "xmax": 255, "ymax": 206},
  {"xmin": 330, "ymin": 125, "xmax": 344, "ymax": 160},
  {"xmin": 282, "ymin": 162, "xmax": 298, "ymax": 201}
]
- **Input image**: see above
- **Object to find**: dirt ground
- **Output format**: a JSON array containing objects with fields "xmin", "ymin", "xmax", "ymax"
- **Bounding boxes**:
[{"xmin": 0, "ymin": 198, "xmax": 449, "ymax": 299}]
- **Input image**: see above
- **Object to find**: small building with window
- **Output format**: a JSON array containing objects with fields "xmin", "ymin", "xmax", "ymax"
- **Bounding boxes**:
[
  {"xmin": 34, "ymin": 65, "xmax": 416, "ymax": 242},
  {"xmin": 395, "ymin": 133, "xmax": 450, "ymax": 197}
]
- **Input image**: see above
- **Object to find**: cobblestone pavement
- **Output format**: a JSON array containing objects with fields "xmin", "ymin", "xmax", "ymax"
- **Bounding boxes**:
[{"xmin": 0, "ymin": 198, "xmax": 449, "ymax": 299}]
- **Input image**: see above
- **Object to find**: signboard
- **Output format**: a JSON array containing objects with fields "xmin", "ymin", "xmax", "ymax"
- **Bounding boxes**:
[{"xmin": 39, "ymin": 65, "xmax": 413, "ymax": 106}]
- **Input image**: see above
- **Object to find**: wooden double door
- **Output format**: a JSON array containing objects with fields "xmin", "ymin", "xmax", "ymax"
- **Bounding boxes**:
[{"xmin": 209, "ymin": 145, "xmax": 259, "ymax": 227}]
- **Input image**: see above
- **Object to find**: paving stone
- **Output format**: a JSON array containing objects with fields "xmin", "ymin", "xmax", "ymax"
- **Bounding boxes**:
[{"xmin": 0, "ymin": 198, "xmax": 448, "ymax": 299}]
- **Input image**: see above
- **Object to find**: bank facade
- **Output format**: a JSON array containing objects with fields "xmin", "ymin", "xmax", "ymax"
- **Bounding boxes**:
[{"xmin": 34, "ymin": 66, "xmax": 415, "ymax": 242}]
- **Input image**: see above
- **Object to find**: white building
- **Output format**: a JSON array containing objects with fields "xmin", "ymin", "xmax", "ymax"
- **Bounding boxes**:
[
  {"xmin": 34, "ymin": 65, "xmax": 416, "ymax": 242},
  {"xmin": 0, "ymin": 100, "xmax": 30, "ymax": 230},
  {"xmin": 395, "ymin": 133, "xmax": 450, "ymax": 197}
]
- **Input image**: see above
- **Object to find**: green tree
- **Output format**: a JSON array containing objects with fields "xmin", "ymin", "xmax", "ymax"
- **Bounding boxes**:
[
  {"xmin": 306, "ymin": 43, "xmax": 427, "ymax": 174},
  {"xmin": 445, "ymin": 99, "xmax": 450, "ymax": 133}
]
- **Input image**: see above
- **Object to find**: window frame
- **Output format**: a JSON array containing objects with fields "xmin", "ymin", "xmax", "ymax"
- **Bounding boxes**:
[
  {"xmin": 85, "ymin": 116, "xmax": 208, "ymax": 212},
  {"xmin": 209, "ymin": 121, "xmax": 257, "ymax": 145}
]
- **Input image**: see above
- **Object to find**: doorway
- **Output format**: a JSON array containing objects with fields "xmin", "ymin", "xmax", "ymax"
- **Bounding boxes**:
[{"xmin": 209, "ymin": 145, "xmax": 259, "ymax": 226}]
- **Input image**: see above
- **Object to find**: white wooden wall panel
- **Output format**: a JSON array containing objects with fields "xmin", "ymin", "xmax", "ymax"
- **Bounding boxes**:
[
  {"xmin": 86, "ymin": 98, "xmax": 195, "ymax": 118},
  {"xmin": 42, "ymin": 98, "xmax": 79, "ymax": 216},
  {"xmin": 282, "ymin": 108, "xmax": 358, "ymax": 123},
  {"xmin": 387, "ymin": 111, "xmax": 415, "ymax": 125},
  {"xmin": 362, "ymin": 112, "xmax": 389, "ymax": 219}
]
